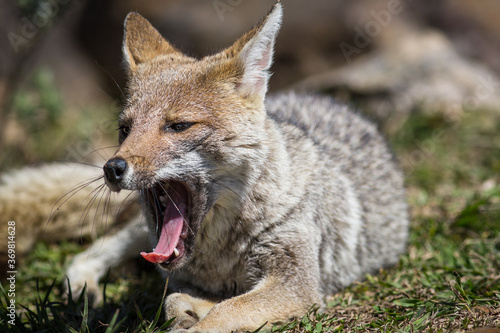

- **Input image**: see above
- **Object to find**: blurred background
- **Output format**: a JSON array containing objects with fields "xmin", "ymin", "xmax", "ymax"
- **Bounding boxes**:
[{"xmin": 1, "ymin": 0, "xmax": 500, "ymax": 170}]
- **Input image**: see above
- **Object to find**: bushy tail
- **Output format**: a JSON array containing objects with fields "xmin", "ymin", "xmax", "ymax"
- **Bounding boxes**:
[{"xmin": 0, "ymin": 163, "xmax": 139, "ymax": 266}]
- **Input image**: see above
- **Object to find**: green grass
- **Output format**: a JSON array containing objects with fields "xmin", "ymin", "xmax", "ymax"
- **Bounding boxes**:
[
  {"xmin": 1, "ymin": 80, "xmax": 499, "ymax": 331},
  {"xmin": 0, "ymin": 276, "xmax": 173, "ymax": 332}
]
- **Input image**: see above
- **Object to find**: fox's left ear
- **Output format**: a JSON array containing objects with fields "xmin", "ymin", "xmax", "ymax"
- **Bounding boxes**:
[{"xmin": 225, "ymin": 1, "xmax": 282, "ymax": 100}]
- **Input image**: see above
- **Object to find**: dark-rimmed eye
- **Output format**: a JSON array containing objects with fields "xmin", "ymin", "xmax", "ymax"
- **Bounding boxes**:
[
  {"xmin": 165, "ymin": 122, "xmax": 194, "ymax": 133},
  {"xmin": 118, "ymin": 125, "xmax": 130, "ymax": 142}
]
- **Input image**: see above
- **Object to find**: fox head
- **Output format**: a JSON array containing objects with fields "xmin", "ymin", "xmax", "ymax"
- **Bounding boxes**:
[{"xmin": 103, "ymin": 3, "xmax": 283, "ymax": 270}]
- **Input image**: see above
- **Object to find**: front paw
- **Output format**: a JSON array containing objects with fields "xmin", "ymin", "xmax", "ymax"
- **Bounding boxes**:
[
  {"xmin": 64, "ymin": 258, "xmax": 102, "ymax": 306},
  {"xmin": 169, "ymin": 329, "xmax": 209, "ymax": 333},
  {"xmin": 166, "ymin": 293, "xmax": 201, "ymax": 329}
]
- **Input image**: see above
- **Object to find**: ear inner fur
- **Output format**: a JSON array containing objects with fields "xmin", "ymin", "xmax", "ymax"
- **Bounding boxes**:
[{"xmin": 219, "ymin": 2, "xmax": 283, "ymax": 99}]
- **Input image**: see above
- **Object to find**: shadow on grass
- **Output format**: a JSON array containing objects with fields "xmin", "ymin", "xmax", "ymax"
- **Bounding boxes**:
[{"xmin": 0, "ymin": 274, "xmax": 173, "ymax": 333}]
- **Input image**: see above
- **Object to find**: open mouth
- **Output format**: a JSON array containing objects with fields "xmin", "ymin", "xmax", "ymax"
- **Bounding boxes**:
[{"xmin": 141, "ymin": 181, "xmax": 190, "ymax": 267}]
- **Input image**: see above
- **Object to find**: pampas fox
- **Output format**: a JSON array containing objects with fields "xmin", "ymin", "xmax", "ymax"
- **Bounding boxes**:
[{"xmin": 65, "ymin": 2, "xmax": 408, "ymax": 332}]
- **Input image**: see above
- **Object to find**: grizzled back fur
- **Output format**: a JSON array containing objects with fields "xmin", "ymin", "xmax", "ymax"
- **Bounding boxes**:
[
  {"xmin": 265, "ymin": 93, "xmax": 408, "ymax": 293},
  {"xmin": 78, "ymin": 2, "xmax": 410, "ymax": 331}
]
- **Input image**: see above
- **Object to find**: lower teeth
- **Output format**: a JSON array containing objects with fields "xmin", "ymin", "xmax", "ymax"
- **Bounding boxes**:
[{"xmin": 173, "ymin": 248, "xmax": 180, "ymax": 257}]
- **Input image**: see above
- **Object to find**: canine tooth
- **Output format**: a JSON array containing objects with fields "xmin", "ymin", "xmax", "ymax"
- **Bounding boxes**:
[
  {"xmin": 173, "ymin": 248, "xmax": 180, "ymax": 257},
  {"xmin": 159, "ymin": 195, "xmax": 168, "ymax": 205}
]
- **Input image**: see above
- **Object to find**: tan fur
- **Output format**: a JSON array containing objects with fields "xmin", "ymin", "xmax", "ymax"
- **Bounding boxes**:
[{"xmin": 64, "ymin": 2, "xmax": 408, "ymax": 332}]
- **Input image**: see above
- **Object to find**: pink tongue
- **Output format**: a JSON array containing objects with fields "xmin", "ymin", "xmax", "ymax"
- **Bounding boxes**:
[{"xmin": 141, "ymin": 185, "xmax": 186, "ymax": 264}]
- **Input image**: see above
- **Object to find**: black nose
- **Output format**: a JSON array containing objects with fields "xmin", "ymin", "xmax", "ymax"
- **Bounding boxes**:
[{"xmin": 103, "ymin": 158, "xmax": 128, "ymax": 184}]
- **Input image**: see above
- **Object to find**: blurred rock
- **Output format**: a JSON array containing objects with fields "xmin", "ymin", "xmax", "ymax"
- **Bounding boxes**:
[{"xmin": 293, "ymin": 23, "xmax": 500, "ymax": 124}]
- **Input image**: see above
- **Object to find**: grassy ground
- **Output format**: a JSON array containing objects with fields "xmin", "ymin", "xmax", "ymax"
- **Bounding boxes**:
[{"xmin": 1, "ymin": 72, "xmax": 499, "ymax": 331}]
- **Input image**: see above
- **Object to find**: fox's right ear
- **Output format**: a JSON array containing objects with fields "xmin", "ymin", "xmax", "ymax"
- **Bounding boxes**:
[{"xmin": 123, "ymin": 12, "xmax": 181, "ymax": 72}]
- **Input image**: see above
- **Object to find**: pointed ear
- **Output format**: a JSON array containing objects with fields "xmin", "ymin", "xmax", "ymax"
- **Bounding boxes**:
[
  {"xmin": 123, "ymin": 12, "xmax": 182, "ymax": 72},
  {"xmin": 225, "ymin": 2, "xmax": 282, "ymax": 99}
]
